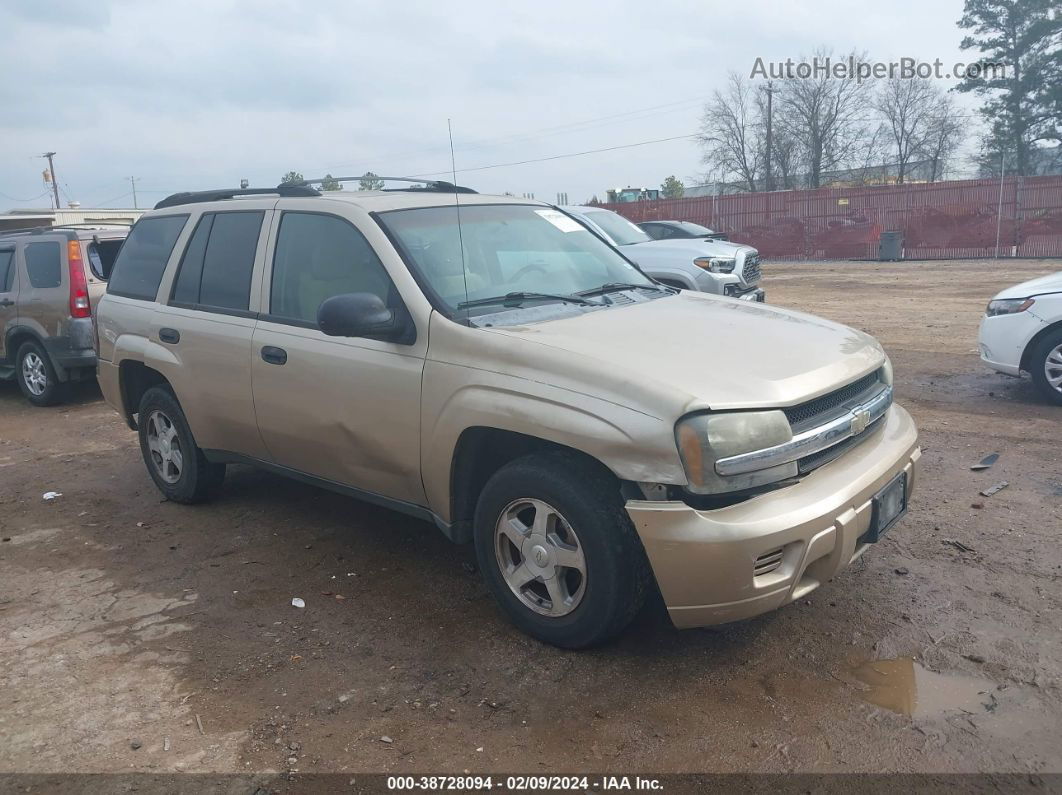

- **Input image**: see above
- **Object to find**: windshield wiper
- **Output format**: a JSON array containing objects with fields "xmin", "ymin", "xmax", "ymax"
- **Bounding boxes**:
[
  {"xmin": 456, "ymin": 291, "xmax": 600, "ymax": 310},
  {"xmin": 576, "ymin": 282, "xmax": 672, "ymax": 297}
]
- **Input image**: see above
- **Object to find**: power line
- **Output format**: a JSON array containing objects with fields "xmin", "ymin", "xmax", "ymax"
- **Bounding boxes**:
[
  {"xmin": 0, "ymin": 190, "xmax": 51, "ymax": 202},
  {"xmin": 410, "ymin": 133, "xmax": 699, "ymax": 178}
]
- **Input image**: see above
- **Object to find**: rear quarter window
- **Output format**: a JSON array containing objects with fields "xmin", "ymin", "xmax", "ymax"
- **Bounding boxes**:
[
  {"xmin": 24, "ymin": 242, "xmax": 62, "ymax": 288},
  {"xmin": 107, "ymin": 215, "xmax": 188, "ymax": 300}
]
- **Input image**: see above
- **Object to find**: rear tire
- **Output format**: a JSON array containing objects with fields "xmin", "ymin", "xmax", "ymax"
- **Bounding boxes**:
[
  {"xmin": 137, "ymin": 386, "xmax": 226, "ymax": 503},
  {"xmin": 473, "ymin": 450, "xmax": 651, "ymax": 648},
  {"xmin": 1029, "ymin": 328, "xmax": 1062, "ymax": 406},
  {"xmin": 16, "ymin": 341, "xmax": 65, "ymax": 407}
]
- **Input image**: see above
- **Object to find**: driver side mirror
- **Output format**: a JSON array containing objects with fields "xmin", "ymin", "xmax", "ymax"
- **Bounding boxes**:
[{"xmin": 317, "ymin": 293, "xmax": 411, "ymax": 342}]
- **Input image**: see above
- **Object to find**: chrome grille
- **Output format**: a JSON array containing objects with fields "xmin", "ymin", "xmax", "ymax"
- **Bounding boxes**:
[
  {"xmin": 754, "ymin": 548, "xmax": 784, "ymax": 577},
  {"xmin": 742, "ymin": 254, "xmax": 762, "ymax": 285},
  {"xmin": 784, "ymin": 371, "xmax": 882, "ymax": 432}
]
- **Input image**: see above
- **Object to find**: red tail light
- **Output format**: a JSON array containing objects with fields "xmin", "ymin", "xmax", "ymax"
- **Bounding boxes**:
[{"xmin": 67, "ymin": 240, "xmax": 91, "ymax": 319}]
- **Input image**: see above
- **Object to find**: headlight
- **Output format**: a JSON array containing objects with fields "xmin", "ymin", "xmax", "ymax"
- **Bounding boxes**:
[
  {"xmin": 675, "ymin": 411, "xmax": 795, "ymax": 494},
  {"xmin": 694, "ymin": 257, "xmax": 736, "ymax": 273},
  {"xmin": 986, "ymin": 297, "xmax": 1035, "ymax": 317}
]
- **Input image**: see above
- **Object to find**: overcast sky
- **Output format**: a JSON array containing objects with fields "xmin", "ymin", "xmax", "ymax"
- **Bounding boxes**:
[{"xmin": 1, "ymin": 0, "xmax": 978, "ymax": 210}]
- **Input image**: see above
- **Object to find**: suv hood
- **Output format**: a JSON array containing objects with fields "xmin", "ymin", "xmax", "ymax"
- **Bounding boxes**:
[
  {"xmin": 993, "ymin": 271, "xmax": 1062, "ymax": 300},
  {"xmin": 627, "ymin": 237, "xmax": 753, "ymax": 258},
  {"xmin": 484, "ymin": 291, "xmax": 884, "ymax": 413}
]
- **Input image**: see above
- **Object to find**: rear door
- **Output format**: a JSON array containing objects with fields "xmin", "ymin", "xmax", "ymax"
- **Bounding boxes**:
[
  {"xmin": 0, "ymin": 243, "xmax": 17, "ymax": 361},
  {"xmin": 18, "ymin": 238, "xmax": 65, "ymax": 340},
  {"xmin": 152, "ymin": 204, "xmax": 274, "ymax": 459}
]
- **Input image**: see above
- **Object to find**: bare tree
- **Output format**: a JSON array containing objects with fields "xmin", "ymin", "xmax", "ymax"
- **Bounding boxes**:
[
  {"xmin": 698, "ymin": 73, "xmax": 764, "ymax": 192},
  {"xmin": 875, "ymin": 78, "xmax": 941, "ymax": 183},
  {"xmin": 776, "ymin": 48, "xmax": 872, "ymax": 188},
  {"xmin": 922, "ymin": 95, "xmax": 966, "ymax": 181}
]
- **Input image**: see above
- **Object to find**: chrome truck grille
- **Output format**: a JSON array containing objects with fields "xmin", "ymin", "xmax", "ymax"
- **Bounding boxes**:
[
  {"xmin": 714, "ymin": 369, "xmax": 892, "ymax": 480},
  {"xmin": 742, "ymin": 253, "xmax": 762, "ymax": 285}
]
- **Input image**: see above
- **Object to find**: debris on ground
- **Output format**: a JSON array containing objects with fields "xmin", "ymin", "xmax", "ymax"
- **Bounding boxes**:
[
  {"xmin": 943, "ymin": 539, "xmax": 976, "ymax": 553},
  {"xmin": 41, "ymin": 492, "xmax": 62, "ymax": 500},
  {"xmin": 894, "ymin": 567, "xmax": 909, "ymax": 575},
  {"xmin": 980, "ymin": 481, "xmax": 1009, "ymax": 497},
  {"xmin": 971, "ymin": 502, "xmax": 984, "ymax": 509},
  {"xmin": 970, "ymin": 453, "xmax": 999, "ymax": 471},
  {"xmin": 130, "ymin": 739, "xmax": 142, "ymax": 750},
  {"xmin": 291, "ymin": 597, "xmax": 305, "ymax": 609},
  {"xmin": 195, "ymin": 714, "xmax": 205, "ymax": 735},
  {"xmin": 163, "ymin": 736, "xmax": 170, "ymax": 752},
  {"xmin": 379, "ymin": 736, "xmax": 393, "ymax": 744}
]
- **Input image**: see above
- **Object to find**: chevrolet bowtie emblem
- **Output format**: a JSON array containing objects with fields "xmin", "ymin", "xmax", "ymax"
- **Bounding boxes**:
[{"xmin": 851, "ymin": 409, "xmax": 871, "ymax": 435}]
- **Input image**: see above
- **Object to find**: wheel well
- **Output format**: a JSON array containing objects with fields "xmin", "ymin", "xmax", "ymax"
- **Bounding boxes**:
[
  {"xmin": 118, "ymin": 361, "xmax": 170, "ymax": 430},
  {"xmin": 448, "ymin": 428, "xmax": 619, "ymax": 543},
  {"xmin": 1020, "ymin": 320, "xmax": 1062, "ymax": 372},
  {"xmin": 4, "ymin": 329, "xmax": 42, "ymax": 365}
]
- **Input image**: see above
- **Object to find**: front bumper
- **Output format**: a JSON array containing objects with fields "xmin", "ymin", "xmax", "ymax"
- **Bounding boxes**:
[
  {"xmin": 626, "ymin": 404, "xmax": 919, "ymax": 629},
  {"xmin": 732, "ymin": 286, "xmax": 765, "ymax": 302}
]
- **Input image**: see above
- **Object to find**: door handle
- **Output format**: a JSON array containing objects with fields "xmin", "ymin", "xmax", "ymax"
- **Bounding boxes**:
[
  {"xmin": 0, "ymin": 299, "xmax": 13, "ymax": 307},
  {"xmin": 261, "ymin": 345, "xmax": 287, "ymax": 365},
  {"xmin": 159, "ymin": 327, "xmax": 180, "ymax": 344}
]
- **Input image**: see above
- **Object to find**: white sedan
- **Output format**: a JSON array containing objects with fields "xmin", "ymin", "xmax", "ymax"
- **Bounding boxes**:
[{"xmin": 978, "ymin": 271, "xmax": 1062, "ymax": 405}]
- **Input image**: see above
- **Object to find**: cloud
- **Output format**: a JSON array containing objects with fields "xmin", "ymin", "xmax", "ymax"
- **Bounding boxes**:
[{"xmin": 1, "ymin": 0, "xmax": 973, "ymax": 207}]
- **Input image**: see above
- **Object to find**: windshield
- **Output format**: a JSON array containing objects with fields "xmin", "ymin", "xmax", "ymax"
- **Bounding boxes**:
[
  {"xmin": 379, "ymin": 204, "xmax": 655, "ymax": 315},
  {"xmin": 675, "ymin": 221, "xmax": 716, "ymax": 236},
  {"xmin": 583, "ymin": 210, "xmax": 651, "ymax": 246}
]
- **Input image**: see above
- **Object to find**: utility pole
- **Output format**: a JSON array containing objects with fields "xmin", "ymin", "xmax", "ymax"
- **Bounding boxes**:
[
  {"xmin": 43, "ymin": 152, "xmax": 61, "ymax": 210},
  {"xmin": 128, "ymin": 176, "xmax": 139, "ymax": 209},
  {"xmin": 761, "ymin": 83, "xmax": 774, "ymax": 193}
]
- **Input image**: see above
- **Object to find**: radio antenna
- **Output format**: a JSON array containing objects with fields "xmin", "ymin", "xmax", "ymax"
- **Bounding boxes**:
[{"xmin": 449, "ymin": 118, "xmax": 471, "ymax": 322}]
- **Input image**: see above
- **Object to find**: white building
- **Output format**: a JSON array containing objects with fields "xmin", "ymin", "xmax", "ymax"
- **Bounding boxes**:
[{"xmin": 0, "ymin": 205, "xmax": 144, "ymax": 233}]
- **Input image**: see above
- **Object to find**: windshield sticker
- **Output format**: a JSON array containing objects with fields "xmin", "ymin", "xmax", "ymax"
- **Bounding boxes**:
[{"xmin": 534, "ymin": 209, "xmax": 585, "ymax": 233}]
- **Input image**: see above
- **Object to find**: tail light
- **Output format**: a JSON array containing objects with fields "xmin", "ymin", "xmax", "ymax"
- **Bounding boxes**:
[{"xmin": 67, "ymin": 240, "xmax": 91, "ymax": 318}]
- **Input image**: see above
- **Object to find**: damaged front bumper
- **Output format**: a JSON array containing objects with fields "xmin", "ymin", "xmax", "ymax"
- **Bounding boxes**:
[{"xmin": 626, "ymin": 404, "xmax": 920, "ymax": 629}]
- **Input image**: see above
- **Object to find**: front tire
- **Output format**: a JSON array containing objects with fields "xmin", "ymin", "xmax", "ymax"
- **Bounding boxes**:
[
  {"xmin": 16, "ymin": 341, "xmax": 64, "ymax": 407},
  {"xmin": 137, "ymin": 386, "xmax": 226, "ymax": 503},
  {"xmin": 473, "ymin": 451, "xmax": 651, "ymax": 648},
  {"xmin": 1030, "ymin": 328, "xmax": 1062, "ymax": 406}
]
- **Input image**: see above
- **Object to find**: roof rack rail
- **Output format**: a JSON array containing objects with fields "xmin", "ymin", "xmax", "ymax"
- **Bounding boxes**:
[
  {"xmin": 290, "ymin": 176, "xmax": 477, "ymax": 194},
  {"xmin": 154, "ymin": 186, "xmax": 322, "ymax": 210}
]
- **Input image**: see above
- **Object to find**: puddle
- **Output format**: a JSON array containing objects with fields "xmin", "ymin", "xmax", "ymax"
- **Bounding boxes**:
[{"xmin": 849, "ymin": 657, "xmax": 995, "ymax": 718}]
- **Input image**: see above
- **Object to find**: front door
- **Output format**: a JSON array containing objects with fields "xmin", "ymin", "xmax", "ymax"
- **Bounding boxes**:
[
  {"xmin": 0, "ymin": 245, "xmax": 17, "ymax": 361},
  {"xmin": 250, "ymin": 209, "xmax": 426, "ymax": 505}
]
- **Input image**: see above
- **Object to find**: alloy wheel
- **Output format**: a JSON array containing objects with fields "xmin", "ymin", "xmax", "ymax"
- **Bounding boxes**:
[
  {"xmin": 145, "ymin": 410, "xmax": 184, "ymax": 484},
  {"xmin": 21, "ymin": 352, "xmax": 47, "ymax": 396},
  {"xmin": 494, "ymin": 498, "xmax": 587, "ymax": 617},
  {"xmin": 1045, "ymin": 343, "xmax": 1062, "ymax": 394}
]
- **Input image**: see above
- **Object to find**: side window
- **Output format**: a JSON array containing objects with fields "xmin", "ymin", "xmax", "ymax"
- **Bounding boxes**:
[
  {"xmin": 269, "ymin": 212, "xmax": 393, "ymax": 324},
  {"xmin": 108, "ymin": 215, "xmax": 188, "ymax": 300},
  {"xmin": 171, "ymin": 211, "xmax": 263, "ymax": 312},
  {"xmin": 0, "ymin": 249, "xmax": 14, "ymax": 292},
  {"xmin": 24, "ymin": 242, "xmax": 62, "ymax": 288}
]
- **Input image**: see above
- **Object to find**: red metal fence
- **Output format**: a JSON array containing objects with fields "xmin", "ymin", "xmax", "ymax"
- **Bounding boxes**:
[{"xmin": 603, "ymin": 175, "xmax": 1062, "ymax": 260}]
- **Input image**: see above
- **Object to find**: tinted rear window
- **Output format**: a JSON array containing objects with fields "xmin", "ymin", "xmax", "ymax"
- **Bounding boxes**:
[
  {"xmin": 198, "ymin": 212, "xmax": 263, "ymax": 311},
  {"xmin": 25, "ymin": 242, "xmax": 62, "ymax": 288},
  {"xmin": 0, "ymin": 249, "xmax": 14, "ymax": 292},
  {"xmin": 108, "ymin": 215, "xmax": 188, "ymax": 300},
  {"xmin": 170, "ymin": 211, "xmax": 262, "ymax": 312}
]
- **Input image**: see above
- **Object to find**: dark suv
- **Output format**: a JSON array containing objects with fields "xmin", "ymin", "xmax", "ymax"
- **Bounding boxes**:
[{"xmin": 0, "ymin": 224, "xmax": 127, "ymax": 405}]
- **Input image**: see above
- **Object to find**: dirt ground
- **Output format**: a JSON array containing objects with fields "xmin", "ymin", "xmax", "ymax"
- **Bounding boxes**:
[{"xmin": 1, "ymin": 258, "xmax": 1060, "ymax": 779}]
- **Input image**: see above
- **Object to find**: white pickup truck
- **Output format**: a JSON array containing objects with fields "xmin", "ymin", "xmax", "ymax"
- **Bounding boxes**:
[{"xmin": 562, "ymin": 205, "xmax": 764, "ymax": 301}]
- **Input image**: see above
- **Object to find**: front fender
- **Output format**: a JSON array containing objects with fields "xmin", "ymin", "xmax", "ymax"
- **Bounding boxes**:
[{"xmin": 420, "ymin": 363, "xmax": 686, "ymax": 522}]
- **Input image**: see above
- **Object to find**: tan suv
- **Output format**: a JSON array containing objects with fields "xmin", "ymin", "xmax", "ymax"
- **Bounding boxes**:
[
  {"xmin": 0, "ymin": 225, "xmax": 127, "ymax": 405},
  {"xmin": 95, "ymin": 180, "xmax": 920, "ymax": 648}
]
